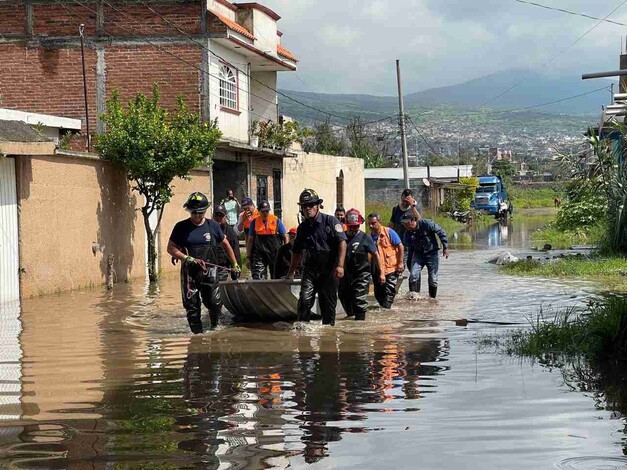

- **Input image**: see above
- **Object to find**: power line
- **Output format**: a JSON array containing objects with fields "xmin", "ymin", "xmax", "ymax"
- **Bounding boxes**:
[
  {"xmin": 514, "ymin": 0, "xmax": 627, "ymax": 26},
  {"xmin": 492, "ymin": 85, "xmax": 611, "ymax": 114},
  {"xmin": 485, "ymin": 0, "xmax": 627, "ymax": 106},
  {"xmin": 406, "ymin": 116, "xmax": 445, "ymax": 158}
]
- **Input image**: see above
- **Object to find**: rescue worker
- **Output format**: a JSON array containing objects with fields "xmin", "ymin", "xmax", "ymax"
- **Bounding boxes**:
[
  {"xmin": 338, "ymin": 209, "xmax": 380, "ymax": 321},
  {"xmin": 402, "ymin": 211, "xmax": 449, "ymax": 298},
  {"xmin": 274, "ymin": 227, "xmax": 302, "ymax": 279},
  {"xmin": 368, "ymin": 212, "xmax": 404, "ymax": 309},
  {"xmin": 212, "ymin": 203, "xmax": 241, "ymax": 281},
  {"xmin": 335, "ymin": 205, "xmax": 347, "ymax": 231},
  {"xmin": 167, "ymin": 192, "xmax": 240, "ymax": 334},
  {"xmin": 237, "ymin": 197, "xmax": 258, "ymax": 242},
  {"xmin": 389, "ymin": 188, "xmax": 422, "ymax": 270},
  {"xmin": 247, "ymin": 201, "xmax": 288, "ymax": 279},
  {"xmin": 286, "ymin": 189, "xmax": 347, "ymax": 326}
]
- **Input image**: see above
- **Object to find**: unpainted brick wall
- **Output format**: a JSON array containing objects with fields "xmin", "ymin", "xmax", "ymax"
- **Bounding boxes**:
[
  {"xmin": 250, "ymin": 156, "xmax": 282, "ymax": 202},
  {"xmin": 0, "ymin": 5, "xmax": 27, "ymax": 35}
]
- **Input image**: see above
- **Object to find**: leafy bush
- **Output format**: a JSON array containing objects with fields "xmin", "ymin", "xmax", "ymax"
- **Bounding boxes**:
[
  {"xmin": 254, "ymin": 119, "xmax": 310, "ymax": 150},
  {"xmin": 554, "ymin": 195, "xmax": 606, "ymax": 231}
]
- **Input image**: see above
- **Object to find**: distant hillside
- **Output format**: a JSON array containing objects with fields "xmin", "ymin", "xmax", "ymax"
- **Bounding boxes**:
[{"xmin": 278, "ymin": 69, "xmax": 610, "ymax": 123}]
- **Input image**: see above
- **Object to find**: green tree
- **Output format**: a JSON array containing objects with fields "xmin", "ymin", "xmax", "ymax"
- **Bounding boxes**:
[
  {"xmin": 304, "ymin": 117, "xmax": 346, "ymax": 155},
  {"xmin": 346, "ymin": 116, "xmax": 387, "ymax": 168},
  {"xmin": 491, "ymin": 159, "xmax": 517, "ymax": 178},
  {"xmin": 97, "ymin": 85, "xmax": 222, "ymax": 283}
]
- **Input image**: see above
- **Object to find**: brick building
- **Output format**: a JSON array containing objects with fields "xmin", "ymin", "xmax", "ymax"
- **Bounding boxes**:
[{"xmin": 0, "ymin": 0, "xmax": 298, "ymax": 213}]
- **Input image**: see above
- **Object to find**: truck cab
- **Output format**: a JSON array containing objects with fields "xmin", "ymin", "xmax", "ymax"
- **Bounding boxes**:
[{"xmin": 472, "ymin": 175, "xmax": 511, "ymax": 219}]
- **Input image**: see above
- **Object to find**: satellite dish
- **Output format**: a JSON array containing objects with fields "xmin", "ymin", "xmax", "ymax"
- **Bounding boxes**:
[{"xmin": 422, "ymin": 178, "xmax": 430, "ymax": 187}]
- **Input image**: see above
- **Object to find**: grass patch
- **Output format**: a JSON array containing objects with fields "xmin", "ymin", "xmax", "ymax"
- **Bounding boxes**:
[
  {"xmin": 530, "ymin": 223, "xmax": 606, "ymax": 250},
  {"xmin": 510, "ymin": 186, "xmax": 564, "ymax": 209},
  {"xmin": 491, "ymin": 296, "xmax": 627, "ymax": 363},
  {"xmin": 500, "ymin": 255, "xmax": 627, "ymax": 279},
  {"xmin": 366, "ymin": 202, "xmax": 466, "ymax": 235}
]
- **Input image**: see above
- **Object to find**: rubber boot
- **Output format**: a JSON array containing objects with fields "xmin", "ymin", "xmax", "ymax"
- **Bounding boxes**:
[
  {"xmin": 409, "ymin": 282, "xmax": 420, "ymax": 293},
  {"xmin": 428, "ymin": 285, "xmax": 437, "ymax": 299},
  {"xmin": 209, "ymin": 309, "xmax": 220, "ymax": 330}
]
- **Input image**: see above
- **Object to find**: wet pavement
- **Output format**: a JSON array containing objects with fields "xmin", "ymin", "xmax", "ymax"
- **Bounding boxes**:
[{"xmin": 1, "ymin": 211, "xmax": 626, "ymax": 469}]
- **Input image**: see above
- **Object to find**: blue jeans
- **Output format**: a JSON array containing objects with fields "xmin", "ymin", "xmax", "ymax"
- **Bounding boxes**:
[{"xmin": 409, "ymin": 252, "xmax": 439, "ymax": 290}]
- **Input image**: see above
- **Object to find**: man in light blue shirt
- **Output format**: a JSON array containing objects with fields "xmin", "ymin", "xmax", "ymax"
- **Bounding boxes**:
[{"xmin": 220, "ymin": 189, "xmax": 241, "ymax": 231}]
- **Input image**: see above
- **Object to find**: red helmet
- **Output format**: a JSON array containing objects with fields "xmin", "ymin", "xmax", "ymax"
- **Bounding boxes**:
[
  {"xmin": 288, "ymin": 227, "xmax": 297, "ymax": 235},
  {"xmin": 345, "ymin": 208, "xmax": 365, "ymax": 226}
]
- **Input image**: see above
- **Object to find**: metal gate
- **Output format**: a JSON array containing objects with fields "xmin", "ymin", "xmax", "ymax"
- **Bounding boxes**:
[{"xmin": 0, "ymin": 155, "xmax": 19, "ymax": 304}]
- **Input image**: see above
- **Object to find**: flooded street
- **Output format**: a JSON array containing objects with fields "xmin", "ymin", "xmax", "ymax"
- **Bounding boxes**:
[{"xmin": 1, "ymin": 212, "xmax": 626, "ymax": 469}]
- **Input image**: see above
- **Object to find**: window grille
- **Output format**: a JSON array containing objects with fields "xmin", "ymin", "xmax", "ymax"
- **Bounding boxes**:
[{"xmin": 219, "ymin": 65, "xmax": 237, "ymax": 110}]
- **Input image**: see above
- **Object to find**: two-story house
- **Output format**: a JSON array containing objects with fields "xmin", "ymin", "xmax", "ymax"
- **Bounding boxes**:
[{"xmin": 0, "ymin": 0, "xmax": 297, "ymax": 214}]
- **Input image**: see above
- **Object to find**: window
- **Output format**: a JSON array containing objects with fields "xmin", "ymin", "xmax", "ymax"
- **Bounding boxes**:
[
  {"xmin": 336, "ymin": 170, "xmax": 344, "ymax": 205},
  {"xmin": 256, "ymin": 175, "xmax": 268, "ymax": 204},
  {"xmin": 272, "ymin": 169, "xmax": 282, "ymax": 218},
  {"xmin": 219, "ymin": 65, "xmax": 238, "ymax": 110}
]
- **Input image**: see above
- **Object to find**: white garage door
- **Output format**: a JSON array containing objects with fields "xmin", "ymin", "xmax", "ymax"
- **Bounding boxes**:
[{"xmin": 0, "ymin": 155, "xmax": 19, "ymax": 304}]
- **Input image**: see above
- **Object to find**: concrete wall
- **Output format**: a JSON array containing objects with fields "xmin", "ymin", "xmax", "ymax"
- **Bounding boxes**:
[
  {"xmin": 282, "ymin": 152, "xmax": 364, "ymax": 228},
  {"xmin": 15, "ymin": 153, "xmax": 211, "ymax": 297},
  {"xmin": 366, "ymin": 178, "xmax": 427, "ymax": 208},
  {"xmin": 250, "ymin": 71, "xmax": 278, "ymax": 123}
]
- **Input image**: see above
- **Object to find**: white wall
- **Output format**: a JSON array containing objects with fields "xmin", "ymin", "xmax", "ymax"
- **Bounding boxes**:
[
  {"xmin": 252, "ymin": 10, "xmax": 278, "ymax": 55},
  {"xmin": 209, "ymin": 41, "xmax": 250, "ymax": 143},
  {"xmin": 250, "ymin": 71, "xmax": 277, "ymax": 123},
  {"xmin": 207, "ymin": 0, "xmax": 236, "ymax": 19}
]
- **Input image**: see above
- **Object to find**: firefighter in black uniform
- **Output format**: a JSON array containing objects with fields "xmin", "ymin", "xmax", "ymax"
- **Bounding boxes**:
[
  {"xmin": 167, "ymin": 192, "xmax": 240, "ymax": 334},
  {"xmin": 246, "ymin": 200, "xmax": 288, "ymax": 279},
  {"xmin": 338, "ymin": 209, "xmax": 379, "ymax": 321},
  {"xmin": 286, "ymin": 189, "xmax": 347, "ymax": 326}
]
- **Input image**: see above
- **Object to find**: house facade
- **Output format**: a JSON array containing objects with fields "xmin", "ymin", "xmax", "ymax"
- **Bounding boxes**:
[{"xmin": 0, "ymin": 0, "xmax": 298, "ymax": 212}]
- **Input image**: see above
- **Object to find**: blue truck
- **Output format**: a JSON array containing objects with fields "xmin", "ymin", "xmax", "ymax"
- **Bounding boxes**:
[{"xmin": 471, "ymin": 175, "xmax": 512, "ymax": 219}]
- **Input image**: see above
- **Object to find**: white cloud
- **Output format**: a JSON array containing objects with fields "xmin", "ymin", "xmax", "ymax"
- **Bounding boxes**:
[{"xmin": 319, "ymin": 25, "xmax": 360, "ymax": 48}]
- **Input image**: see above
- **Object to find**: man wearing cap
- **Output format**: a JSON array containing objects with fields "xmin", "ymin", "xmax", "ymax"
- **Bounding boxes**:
[
  {"xmin": 274, "ymin": 227, "xmax": 301, "ymax": 279},
  {"xmin": 212, "ymin": 203, "xmax": 242, "ymax": 281},
  {"xmin": 368, "ymin": 213, "xmax": 404, "ymax": 309},
  {"xmin": 402, "ymin": 211, "xmax": 449, "ymax": 298},
  {"xmin": 339, "ymin": 209, "xmax": 380, "ymax": 321},
  {"xmin": 237, "ymin": 197, "xmax": 258, "ymax": 241},
  {"xmin": 287, "ymin": 189, "xmax": 347, "ymax": 326},
  {"xmin": 167, "ymin": 192, "xmax": 241, "ymax": 333},
  {"xmin": 247, "ymin": 200, "xmax": 288, "ymax": 279}
]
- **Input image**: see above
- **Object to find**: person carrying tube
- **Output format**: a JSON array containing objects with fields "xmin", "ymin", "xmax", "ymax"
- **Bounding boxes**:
[
  {"xmin": 212, "ymin": 203, "xmax": 241, "ymax": 281},
  {"xmin": 401, "ymin": 210, "xmax": 449, "ymax": 298},
  {"xmin": 339, "ymin": 209, "xmax": 379, "ymax": 321},
  {"xmin": 167, "ymin": 192, "xmax": 241, "ymax": 334},
  {"xmin": 273, "ymin": 227, "xmax": 302, "ymax": 279},
  {"xmin": 368, "ymin": 212, "xmax": 404, "ymax": 309},
  {"xmin": 286, "ymin": 189, "xmax": 347, "ymax": 326},
  {"xmin": 247, "ymin": 200, "xmax": 288, "ymax": 279}
]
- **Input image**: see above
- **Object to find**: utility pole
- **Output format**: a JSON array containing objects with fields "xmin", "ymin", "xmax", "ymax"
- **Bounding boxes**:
[
  {"xmin": 79, "ymin": 24, "xmax": 91, "ymax": 151},
  {"xmin": 396, "ymin": 59, "xmax": 410, "ymax": 189}
]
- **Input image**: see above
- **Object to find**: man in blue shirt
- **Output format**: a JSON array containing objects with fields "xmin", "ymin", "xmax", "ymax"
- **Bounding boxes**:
[
  {"xmin": 402, "ymin": 211, "xmax": 449, "ymax": 299},
  {"xmin": 247, "ymin": 200, "xmax": 288, "ymax": 279},
  {"xmin": 287, "ymin": 189, "xmax": 347, "ymax": 325}
]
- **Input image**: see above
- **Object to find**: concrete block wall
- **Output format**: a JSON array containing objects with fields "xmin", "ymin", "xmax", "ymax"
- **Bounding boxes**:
[{"xmin": 15, "ymin": 152, "xmax": 211, "ymax": 297}]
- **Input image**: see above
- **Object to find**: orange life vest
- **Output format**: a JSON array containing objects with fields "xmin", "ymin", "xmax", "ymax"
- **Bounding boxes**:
[
  {"xmin": 253, "ymin": 214, "xmax": 279, "ymax": 235},
  {"xmin": 376, "ymin": 227, "xmax": 399, "ymax": 275},
  {"xmin": 242, "ymin": 209, "xmax": 259, "ymax": 230}
]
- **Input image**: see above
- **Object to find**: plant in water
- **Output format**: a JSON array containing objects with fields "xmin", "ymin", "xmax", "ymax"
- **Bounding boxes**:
[{"xmin": 97, "ymin": 84, "xmax": 222, "ymax": 283}]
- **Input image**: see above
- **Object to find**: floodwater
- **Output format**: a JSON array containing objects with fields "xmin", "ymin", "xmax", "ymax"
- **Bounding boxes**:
[{"xmin": 1, "ymin": 211, "xmax": 626, "ymax": 469}]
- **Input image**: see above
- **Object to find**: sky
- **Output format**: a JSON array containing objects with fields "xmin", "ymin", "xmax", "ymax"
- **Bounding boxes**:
[{"xmin": 263, "ymin": 0, "xmax": 627, "ymax": 96}]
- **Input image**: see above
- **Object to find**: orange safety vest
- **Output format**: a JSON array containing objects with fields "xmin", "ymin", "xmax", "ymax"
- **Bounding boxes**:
[
  {"xmin": 376, "ymin": 227, "xmax": 399, "ymax": 275},
  {"xmin": 253, "ymin": 214, "xmax": 278, "ymax": 235},
  {"xmin": 242, "ymin": 209, "xmax": 259, "ymax": 230}
]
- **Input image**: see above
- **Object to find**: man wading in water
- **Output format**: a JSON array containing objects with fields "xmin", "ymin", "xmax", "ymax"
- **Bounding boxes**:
[
  {"xmin": 167, "ymin": 192, "xmax": 240, "ymax": 333},
  {"xmin": 286, "ymin": 189, "xmax": 347, "ymax": 326},
  {"xmin": 339, "ymin": 209, "xmax": 380, "ymax": 321}
]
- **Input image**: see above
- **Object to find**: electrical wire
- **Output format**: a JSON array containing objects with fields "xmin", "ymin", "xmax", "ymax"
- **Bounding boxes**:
[
  {"xmin": 491, "ymin": 85, "xmax": 611, "ymax": 114},
  {"xmin": 484, "ymin": 0, "xmax": 627, "ymax": 106},
  {"xmin": 514, "ymin": 0, "xmax": 627, "ymax": 26}
]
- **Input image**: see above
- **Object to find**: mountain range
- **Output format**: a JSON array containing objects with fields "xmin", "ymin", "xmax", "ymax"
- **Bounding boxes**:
[{"xmin": 278, "ymin": 69, "xmax": 612, "ymax": 122}]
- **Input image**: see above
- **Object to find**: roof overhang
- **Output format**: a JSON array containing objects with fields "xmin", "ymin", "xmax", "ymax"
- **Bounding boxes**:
[
  {"xmin": 0, "ymin": 108, "xmax": 81, "ymax": 131},
  {"xmin": 213, "ymin": 35, "xmax": 296, "ymax": 71},
  {"xmin": 233, "ymin": 2, "xmax": 281, "ymax": 21},
  {"xmin": 217, "ymin": 139, "xmax": 296, "ymax": 157}
]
